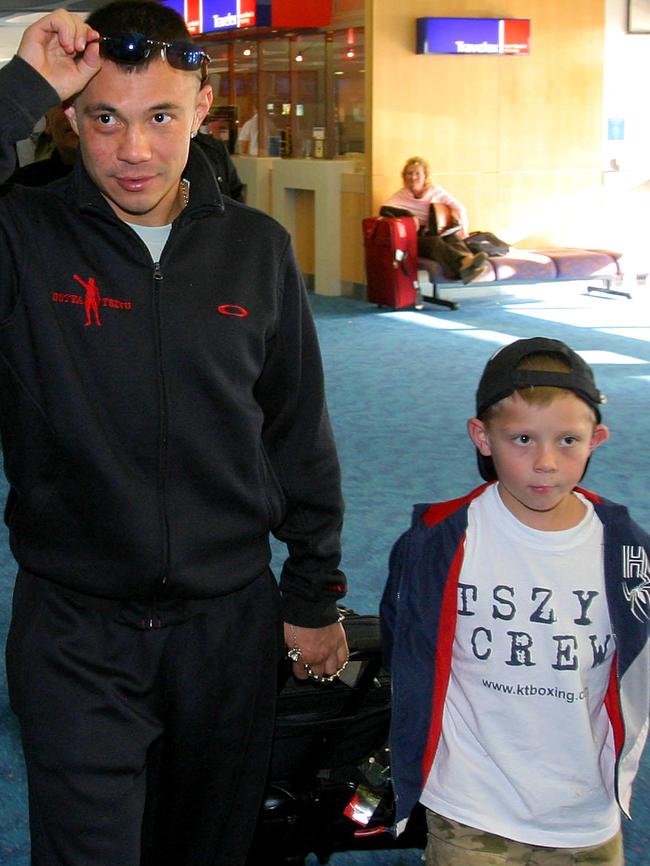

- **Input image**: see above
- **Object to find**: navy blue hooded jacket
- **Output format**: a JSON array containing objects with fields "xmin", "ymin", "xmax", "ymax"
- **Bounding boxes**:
[{"xmin": 381, "ymin": 483, "xmax": 649, "ymax": 831}]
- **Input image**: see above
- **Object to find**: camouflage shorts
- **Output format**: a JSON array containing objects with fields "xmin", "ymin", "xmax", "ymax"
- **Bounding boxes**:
[{"xmin": 424, "ymin": 811, "xmax": 624, "ymax": 866}]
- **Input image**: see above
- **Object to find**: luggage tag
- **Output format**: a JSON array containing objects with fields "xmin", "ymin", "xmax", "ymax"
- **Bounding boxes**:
[
  {"xmin": 343, "ymin": 747, "xmax": 391, "ymax": 827},
  {"xmin": 343, "ymin": 785, "xmax": 382, "ymax": 826}
]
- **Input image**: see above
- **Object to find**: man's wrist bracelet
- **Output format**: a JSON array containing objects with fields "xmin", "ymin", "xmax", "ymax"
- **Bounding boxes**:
[{"xmin": 285, "ymin": 616, "xmax": 348, "ymax": 682}]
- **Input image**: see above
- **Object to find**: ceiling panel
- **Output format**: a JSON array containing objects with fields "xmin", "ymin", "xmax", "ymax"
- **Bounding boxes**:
[
  {"xmin": 0, "ymin": 0, "xmax": 105, "ymax": 13},
  {"xmin": 0, "ymin": 1, "xmax": 106, "ymax": 63}
]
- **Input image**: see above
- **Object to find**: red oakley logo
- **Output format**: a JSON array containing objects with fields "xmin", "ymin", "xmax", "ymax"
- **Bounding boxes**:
[{"xmin": 218, "ymin": 304, "xmax": 249, "ymax": 318}]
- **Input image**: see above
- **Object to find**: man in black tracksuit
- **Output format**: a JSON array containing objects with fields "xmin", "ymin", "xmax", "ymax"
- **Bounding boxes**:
[{"xmin": 0, "ymin": 3, "xmax": 348, "ymax": 865}]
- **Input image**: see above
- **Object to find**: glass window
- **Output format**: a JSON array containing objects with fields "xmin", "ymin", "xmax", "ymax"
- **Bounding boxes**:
[
  {"xmin": 204, "ymin": 42, "xmax": 237, "ymax": 152},
  {"xmin": 259, "ymin": 37, "xmax": 290, "ymax": 156},
  {"xmin": 233, "ymin": 41, "xmax": 258, "ymax": 154},
  {"xmin": 200, "ymin": 26, "xmax": 365, "ymax": 157},
  {"xmin": 332, "ymin": 27, "xmax": 365, "ymax": 155},
  {"xmin": 291, "ymin": 33, "xmax": 326, "ymax": 159}
]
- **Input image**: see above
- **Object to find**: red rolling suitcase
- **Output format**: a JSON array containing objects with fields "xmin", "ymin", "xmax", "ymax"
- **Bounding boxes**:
[{"xmin": 362, "ymin": 215, "xmax": 419, "ymax": 309}]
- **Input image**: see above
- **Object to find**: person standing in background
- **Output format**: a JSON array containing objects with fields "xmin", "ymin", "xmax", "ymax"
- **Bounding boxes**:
[
  {"xmin": 238, "ymin": 110, "xmax": 259, "ymax": 155},
  {"xmin": 10, "ymin": 104, "xmax": 78, "ymax": 185}
]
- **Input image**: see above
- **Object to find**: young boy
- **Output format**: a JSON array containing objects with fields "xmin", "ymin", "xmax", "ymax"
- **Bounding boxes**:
[{"xmin": 381, "ymin": 337, "xmax": 649, "ymax": 866}]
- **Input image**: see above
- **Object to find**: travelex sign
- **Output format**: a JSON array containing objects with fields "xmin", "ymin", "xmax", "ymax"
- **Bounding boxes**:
[
  {"xmin": 163, "ymin": 0, "xmax": 267, "ymax": 34},
  {"xmin": 416, "ymin": 17, "xmax": 530, "ymax": 56},
  {"xmin": 204, "ymin": 0, "xmax": 258, "ymax": 30},
  {"xmin": 163, "ymin": 0, "xmax": 330, "ymax": 34}
]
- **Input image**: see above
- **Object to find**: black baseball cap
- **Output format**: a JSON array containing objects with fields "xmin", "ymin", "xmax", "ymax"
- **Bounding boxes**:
[{"xmin": 474, "ymin": 337, "xmax": 606, "ymax": 481}]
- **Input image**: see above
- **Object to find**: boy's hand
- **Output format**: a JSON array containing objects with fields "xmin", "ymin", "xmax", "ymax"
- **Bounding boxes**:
[
  {"xmin": 284, "ymin": 620, "xmax": 349, "ymax": 682},
  {"xmin": 17, "ymin": 10, "xmax": 102, "ymax": 100}
]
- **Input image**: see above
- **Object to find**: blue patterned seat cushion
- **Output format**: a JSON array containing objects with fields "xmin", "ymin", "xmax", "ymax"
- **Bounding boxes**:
[{"xmin": 534, "ymin": 248, "xmax": 622, "ymax": 279}]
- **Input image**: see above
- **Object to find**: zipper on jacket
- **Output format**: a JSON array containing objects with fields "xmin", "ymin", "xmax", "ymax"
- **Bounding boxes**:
[{"xmin": 153, "ymin": 261, "xmax": 171, "ymax": 589}]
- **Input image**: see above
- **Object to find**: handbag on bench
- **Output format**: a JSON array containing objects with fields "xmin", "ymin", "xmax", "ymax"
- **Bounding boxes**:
[
  {"xmin": 465, "ymin": 230, "xmax": 510, "ymax": 256},
  {"xmin": 379, "ymin": 204, "xmax": 461, "ymax": 238}
]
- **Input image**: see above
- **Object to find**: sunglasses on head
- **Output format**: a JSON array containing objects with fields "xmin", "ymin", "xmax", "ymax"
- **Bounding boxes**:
[{"xmin": 93, "ymin": 32, "xmax": 211, "ymax": 73}]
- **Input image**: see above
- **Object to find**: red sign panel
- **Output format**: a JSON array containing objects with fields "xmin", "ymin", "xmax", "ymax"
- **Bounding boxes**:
[
  {"xmin": 503, "ymin": 18, "xmax": 530, "ymax": 55},
  {"xmin": 185, "ymin": 0, "xmax": 203, "ymax": 34},
  {"xmin": 271, "ymin": 0, "xmax": 332, "ymax": 28},
  {"xmin": 238, "ymin": 0, "xmax": 257, "ymax": 27}
]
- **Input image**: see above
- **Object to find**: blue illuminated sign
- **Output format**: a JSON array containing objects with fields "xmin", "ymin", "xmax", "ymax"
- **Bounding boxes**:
[
  {"xmin": 417, "ymin": 18, "xmax": 530, "ymax": 56},
  {"xmin": 203, "ymin": 0, "xmax": 238, "ymax": 31},
  {"xmin": 608, "ymin": 118, "xmax": 625, "ymax": 141},
  {"xmin": 163, "ymin": 0, "xmax": 184, "ymax": 15}
]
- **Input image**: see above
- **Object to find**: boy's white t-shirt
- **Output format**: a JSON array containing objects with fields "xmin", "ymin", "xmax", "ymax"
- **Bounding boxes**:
[{"xmin": 420, "ymin": 484, "xmax": 620, "ymax": 848}]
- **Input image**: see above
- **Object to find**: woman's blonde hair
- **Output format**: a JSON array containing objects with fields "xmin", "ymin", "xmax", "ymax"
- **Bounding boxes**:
[{"xmin": 401, "ymin": 156, "xmax": 432, "ymax": 187}]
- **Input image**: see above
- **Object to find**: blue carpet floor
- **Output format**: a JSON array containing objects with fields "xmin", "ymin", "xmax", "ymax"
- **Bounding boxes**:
[{"xmin": 1, "ymin": 282, "xmax": 648, "ymax": 864}]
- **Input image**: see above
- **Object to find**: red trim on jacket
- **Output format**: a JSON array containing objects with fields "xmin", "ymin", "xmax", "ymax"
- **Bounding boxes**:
[
  {"xmin": 575, "ymin": 486, "xmax": 603, "ymax": 505},
  {"xmin": 582, "ymin": 489, "xmax": 623, "ymax": 761},
  {"xmin": 421, "ymin": 535, "xmax": 466, "ymax": 785},
  {"xmin": 422, "ymin": 483, "xmax": 490, "ymax": 528},
  {"xmin": 604, "ymin": 654, "xmax": 625, "ymax": 757}
]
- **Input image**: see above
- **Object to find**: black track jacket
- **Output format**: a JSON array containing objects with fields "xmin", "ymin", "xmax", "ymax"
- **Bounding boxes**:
[{"xmin": 0, "ymin": 57, "xmax": 346, "ymax": 627}]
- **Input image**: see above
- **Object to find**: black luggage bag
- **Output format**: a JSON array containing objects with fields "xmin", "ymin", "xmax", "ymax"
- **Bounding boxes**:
[{"xmin": 245, "ymin": 608, "xmax": 426, "ymax": 866}]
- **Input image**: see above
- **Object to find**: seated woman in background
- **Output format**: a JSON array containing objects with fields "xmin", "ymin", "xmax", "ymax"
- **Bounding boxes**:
[{"xmin": 383, "ymin": 156, "xmax": 487, "ymax": 284}]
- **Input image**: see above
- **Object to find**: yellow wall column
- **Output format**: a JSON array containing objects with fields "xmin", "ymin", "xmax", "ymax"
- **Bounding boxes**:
[{"xmin": 366, "ymin": 1, "xmax": 606, "ymax": 248}]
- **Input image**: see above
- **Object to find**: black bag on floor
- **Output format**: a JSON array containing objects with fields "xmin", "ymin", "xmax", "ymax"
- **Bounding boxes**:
[
  {"xmin": 465, "ymin": 230, "xmax": 510, "ymax": 256},
  {"xmin": 245, "ymin": 608, "xmax": 425, "ymax": 866}
]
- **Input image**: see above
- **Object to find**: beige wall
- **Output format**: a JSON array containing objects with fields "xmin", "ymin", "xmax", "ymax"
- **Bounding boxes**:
[
  {"xmin": 289, "ymin": 178, "xmax": 367, "ymax": 288},
  {"xmin": 367, "ymin": 0, "xmax": 607, "ymax": 248}
]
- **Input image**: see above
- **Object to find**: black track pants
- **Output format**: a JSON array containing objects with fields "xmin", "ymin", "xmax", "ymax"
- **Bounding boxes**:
[
  {"xmin": 417, "ymin": 233, "xmax": 474, "ymax": 279},
  {"xmin": 6, "ymin": 569, "xmax": 282, "ymax": 866}
]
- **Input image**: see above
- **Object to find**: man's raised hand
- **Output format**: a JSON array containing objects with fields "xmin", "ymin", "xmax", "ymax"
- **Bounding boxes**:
[{"xmin": 17, "ymin": 9, "xmax": 102, "ymax": 100}]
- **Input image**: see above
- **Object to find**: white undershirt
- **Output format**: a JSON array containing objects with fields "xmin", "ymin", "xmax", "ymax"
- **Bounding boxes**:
[
  {"xmin": 420, "ymin": 484, "xmax": 619, "ymax": 848},
  {"xmin": 126, "ymin": 222, "xmax": 172, "ymax": 263}
]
